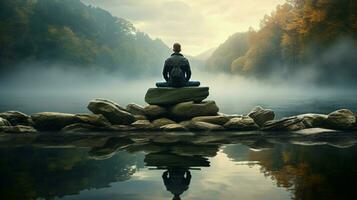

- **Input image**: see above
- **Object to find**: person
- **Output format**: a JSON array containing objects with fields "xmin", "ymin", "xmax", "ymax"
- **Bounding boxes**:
[
  {"xmin": 162, "ymin": 168, "xmax": 192, "ymax": 200},
  {"xmin": 156, "ymin": 43, "xmax": 200, "ymax": 88}
]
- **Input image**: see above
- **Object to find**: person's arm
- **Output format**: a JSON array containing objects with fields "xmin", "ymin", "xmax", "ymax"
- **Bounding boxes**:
[
  {"xmin": 163, "ymin": 60, "xmax": 169, "ymax": 82},
  {"xmin": 185, "ymin": 60, "xmax": 191, "ymax": 81}
]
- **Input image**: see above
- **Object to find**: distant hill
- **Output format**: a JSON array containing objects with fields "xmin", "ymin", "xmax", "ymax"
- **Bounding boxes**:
[
  {"xmin": 0, "ymin": 0, "xmax": 170, "ymax": 75},
  {"xmin": 206, "ymin": 0, "xmax": 357, "ymax": 85},
  {"xmin": 195, "ymin": 47, "xmax": 217, "ymax": 61}
]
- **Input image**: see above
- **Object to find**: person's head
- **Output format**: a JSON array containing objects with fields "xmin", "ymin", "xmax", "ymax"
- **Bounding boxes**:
[{"xmin": 173, "ymin": 43, "xmax": 181, "ymax": 53}]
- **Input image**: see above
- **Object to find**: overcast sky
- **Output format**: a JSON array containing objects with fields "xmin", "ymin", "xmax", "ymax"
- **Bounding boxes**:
[{"xmin": 82, "ymin": 0, "xmax": 285, "ymax": 56}]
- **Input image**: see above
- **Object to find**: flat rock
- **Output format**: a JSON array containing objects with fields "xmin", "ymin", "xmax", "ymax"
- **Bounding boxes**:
[
  {"xmin": 326, "ymin": 109, "xmax": 356, "ymax": 130},
  {"xmin": 192, "ymin": 115, "xmax": 230, "ymax": 125},
  {"xmin": 144, "ymin": 105, "xmax": 167, "ymax": 118},
  {"xmin": 31, "ymin": 112, "xmax": 81, "ymax": 131},
  {"xmin": 145, "ymin": 87, "xmax": 209, "ymax": 105},
  {"xmin": 131, "ymin": 120, "xmax": 152, "ymax": 129},
  {"xmin": 224, "ymin": 116, "xmax": 259, "ymax": 131},
  {"xmin": 170, "ymin": 101, "xmax": 219, "ymax": 119},
  {"xmin": 126, "ymin": 103, "xmax": 145, "ymax": 115},
  {"xmin": 0, "ymin": 117, "xmax": 11, "ymax": 127},
  {"xmin": 262, "ymin": 116, "xmax": 305, "ymax": 131},
  {"xmin": 247, "ymin": 106, "xmax": 275, "ymax": 126},
  {"xmin": 76, "ymin": 114, "xmax": 111, "ymax": 127},
  {"xmin": 87, "ymin": 99, "xmax": 135, "ymax": 125},
  {"xmin": 180, "ymin": 121, "xmax": 224, "ymax": 131},
  {"xmin": 0, "ymin": 125, "xmax": 37, "ymax": 134},
  {"xmin": 160, "ymin": 123, "xmax": 187, "ymax": 132},
  {"xmin": 151, "ymin": 118, "xmax": 176, "ymax": 129},
  {"xmin": 61, "ymin": 123, "xmax": 105, "ymax": 133},
  {"xmin": 0, "ymin": 111, "xmax": 33, "ymax": 126}
]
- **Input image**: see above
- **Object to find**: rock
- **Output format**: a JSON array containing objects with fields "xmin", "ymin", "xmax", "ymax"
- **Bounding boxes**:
[
  {"xmin": 151, "ymin": 118, "xmax": 176, "ymax": 129},
  {"xmin": 293, "ymin": 128, "xmax": 339, "ymax": 136},
  {"xmin": 134, "ymin": 115, "xmax": 147, "ymax": 120},
  {"xmin": 110, "ymin": 125, "xmax": 138, "ymax": 131},
  {"xmin": 0, "ymin": 111, "xmax": 33, "ymax": 126},
  {"xmin": 76, "ymin": 114, "xmax": 111, "ymax": 127},
  {"xmin": 192, "ymin": 115, "xmax": 229, "ymax": 125},
  {"xmin": 297, "ymin": 113, "xmax": 328, "ymax": 128},
  {"xmin": 224, "ymin": 116, "xmax": 259, "ymax": 131},
  {"xmin": 160, "ymin": 124, "xmax": 187, "ymax": 132},
  {"xmin": 0, "ymin": 125, "xmax": 37, "ymax": 133},
  {"xmin": 0, "ymin": 117, "xmax": 11, "ymax": 127},
  {"xmin": 247, "ymin": 106, "xmax": 275, "ymax": 126},
  {"xmin": 131, "ymin": 120, "xmax": 152, "ymax": 129},
  {"xmin": 145, "ymin": 87, "xmax": 209, "ymax": 105},
  {"xmin": 61, "ymin": 123, "xmax": 104, "ymax": 133},
  {"xmin": 31, "ymin": 112, "xmax": 81, "ymax": 131},
  {"xmin": 87, "ymin": 99, "xmax": 135, "ymax": 125},
  {"xmin": 180, "ymin": 121, "xmax": 224, "ymax": 131},
  {"xmin": 144, "ymin": 105, "xmax": 167, "ymax": 118},
  {"xmin": 126, "ymin": 103, "xmax": 145, "ymax": 115},
  {"xmin": 218, "ymin": 113, "xmax": 243, "ymax": 119},
  {"xmin": 262, "ymin": 116, "xmax": 306, "ymax": 131},
  {"xmin": 170, "ymin": 101, "xmax": 219, "ymax": 119},
  {"xmin": 326, "ymin": 109, "xmax": 356, "ymax": 130}
]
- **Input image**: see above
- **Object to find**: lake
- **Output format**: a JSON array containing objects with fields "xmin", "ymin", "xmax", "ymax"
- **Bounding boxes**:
[{"xmin": 0, "ymin": 133, "xmax": 356, "ymax": 200}]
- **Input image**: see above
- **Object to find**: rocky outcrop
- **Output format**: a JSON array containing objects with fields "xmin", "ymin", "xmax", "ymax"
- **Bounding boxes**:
[
  {"xmin": 87, "ymin": 99, "xmax": 135, "ymax": 125},
  {"xmin": 126, "ymin": 103, "xmax": 145, "ymax": 115},
  {"xmin": 170, "ymin": 101, "xmax": 219, "ymax": 119},
  {"xmin": 0, "ymin": 111, "xmax": 33, "ymax": 126},
  {"xmin": 144, "ymin": 105, "xmax": 167, "ymax": 118},
  {"xmin": 180, "ymin": 121, "xmax": 224, "ymax": 131},
  {"xmin": 326, "ymin": 109, "xmax": 356, "ymax": 130},
  {"xmin": 191, "ymin": 115, "xmax": 229, "ymax": 125},
  {"xmin": 145, "ymin": 87, "xmax": 209, "ymax": 105},
  {"xmin": 248, "ymin": 106, "xmax": 275, "ymax": 126},
  {"xmin": 223, "ymin": 116, "xmax": 259, "ymax": 131}
]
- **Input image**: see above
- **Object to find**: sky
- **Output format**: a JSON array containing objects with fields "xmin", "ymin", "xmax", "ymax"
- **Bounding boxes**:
[{"xmin": 82, "ymin": 0, "xmax": 285, "ymax": 56}]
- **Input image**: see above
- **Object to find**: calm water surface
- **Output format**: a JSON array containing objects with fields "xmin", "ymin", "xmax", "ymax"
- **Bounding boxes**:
[{"xmin": 0, "ymin": 134, "xmax": 356, "ymax": 200}]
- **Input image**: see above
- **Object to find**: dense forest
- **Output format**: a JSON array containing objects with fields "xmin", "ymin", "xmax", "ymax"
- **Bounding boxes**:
[
  {"xmin": 0, "ymin": 0, "xmax": 170, "ymax": 75},
  {"xmin": 207, "ymin": 0, "xmax": 357, "ymax": 85}
]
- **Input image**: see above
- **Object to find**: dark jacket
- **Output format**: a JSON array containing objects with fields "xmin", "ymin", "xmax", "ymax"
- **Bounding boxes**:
[{"xmin": 163, "ymin": 53, "xmax": 191, "ymax": 86}]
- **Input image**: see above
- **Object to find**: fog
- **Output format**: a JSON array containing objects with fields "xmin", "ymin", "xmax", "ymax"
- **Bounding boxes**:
[{"xmin": 1, "ymin": 65, "xmax": 357, "ymax": 118}]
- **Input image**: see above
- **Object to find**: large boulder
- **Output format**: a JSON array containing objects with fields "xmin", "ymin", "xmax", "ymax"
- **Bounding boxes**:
[
  {"xmin": 0, "ymin": 117, "xmax": 11, "ymax": 127},
  {"xmin": 145, "ymin": 87, "xmax": 209, "ymax": 105},
  {"xmin": 326, "ymin": 109, "xmax": 356, "ymax": 130},
  {"xmin": 87, "ymin": 99, "xmax": 135, "ymax": 125},
  {"xmin": 180, "ymin": 121, "xmax": 224, "ymax": 131},
  {"xmin": 32, "ymin": 112, "xmax": 81, "ymax": 131},
  {"xmin": 191, "ymin": 115, "xmax": 229, "ymax": 125},
  {"xmin": 170, "ymin": 101, "xmax": 219, "ymax": 119},
  {"xmin": 144, "ymin": 105, "xmax": 167, "ymax": 118},
  {"xmin": 126, "ymin": 103, "xmax": 145, "ymax": 115},
  {"xmin": 0, "ymin": 111, "xmax": 33, "ymax": 126},
  {"xmin": 223, "ymin": 116, "xmax": 259, "ymax": 131},
  {"xmin": 247, "ymin": 106, "xmax": 275, "ymax": 126},
  {"xmin": 0, "ymin": 125, "xmax": 37, "ymax": 134}
]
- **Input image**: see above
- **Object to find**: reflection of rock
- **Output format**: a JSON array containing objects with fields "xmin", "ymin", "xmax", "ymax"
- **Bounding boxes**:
[
  {"xmin": 248, "ymin": 106, "xmax": 275, "ymax": 126},
  {"xmin": 0, "ymin": 111, "xmax": 33, "ymax": 126},
  {"xmin": 0, "ymin": 117, "xmax": 11, "ymax": 127},
  {"xmin": 170, "ymin": 101, "xmax": 219, "ymax": 119},
  {"xmin": 171, "ymin": 144, "xmax": 219, "ymax": 157},
  {"xmin": 191, "ymin": 115, "xmax": 229, "ymax": 125},
  {"xmin": 145, "ymin": 87, "xmax": 209, "ymax": 105},
  {"xmin": 224, "ymin": 116, "xmax": 259, "ymax": 131},
  {"xmin": 326, "ymin": 109, "xmax": 356, "ymax": 130},
  {"xmin": 87, "ymin": 99, "xmax": 135, "ymax": 125},
  {"xmin": 144, "ymin": 105, "xmax": 167, "ymax": 118},
  {"xmin": 152, "ymin": 118, "xmax": 176, "ymax": 129},
  {"xmin": 161, "ymin": 124, "xmax": 187, "ymax": 132},
  {"xmin": 0, "ymin": 125, "xmax": 37, "ymax": 133},
  {"xmin": 144, "ymin": 153, "xmax": 210, "ymax": 167},
  {"xmin": 180, "ymin": 121, "xmax": 224, "ymax": 131},
  {"xmin": 126, "ymin": 103, "xmax": 146, "ymax": 115},
  {"xmin": 88, "ymin": 137, "xmax": 134, "ymax": 160},
  {"xmin": 293, "ymin": 128, "xmax": 339, "ymax": 136}
]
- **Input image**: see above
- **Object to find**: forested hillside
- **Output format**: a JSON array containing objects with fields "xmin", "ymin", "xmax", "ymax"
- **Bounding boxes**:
[
  {"xmin": 0, "ymin": 0, "xmax": 170, "ymax": 75},
  {"xmin": 207, "ymin": 0, "xmax": 357, "ymax": 84}
]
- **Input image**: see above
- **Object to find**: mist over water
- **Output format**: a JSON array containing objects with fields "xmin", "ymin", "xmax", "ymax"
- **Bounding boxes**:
[{"xmin": 1, "ymin": 65, "xmax": 357, "ymax": 117}]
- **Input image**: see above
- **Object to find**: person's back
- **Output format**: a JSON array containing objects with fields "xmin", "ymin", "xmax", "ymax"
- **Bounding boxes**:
[{"xmin": 156, "ymin": 43, "xmax": 200, "ymax": 88}]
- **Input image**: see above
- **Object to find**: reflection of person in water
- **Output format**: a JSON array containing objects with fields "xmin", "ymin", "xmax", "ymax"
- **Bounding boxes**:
[{"xmin": 162, "ymin": 168, "xmax": 192, "ymax": 200}]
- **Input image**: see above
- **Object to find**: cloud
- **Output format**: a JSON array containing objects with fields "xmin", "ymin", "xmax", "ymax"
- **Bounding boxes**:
[{"xmin": 82, "ymin": 0, "xmax": 285, "ymax": 55}]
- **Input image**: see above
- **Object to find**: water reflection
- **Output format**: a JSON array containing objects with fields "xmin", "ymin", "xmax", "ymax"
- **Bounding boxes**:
[{"xmin": 0, "ymin": 133, "xmax": 356, "ymax": 200}]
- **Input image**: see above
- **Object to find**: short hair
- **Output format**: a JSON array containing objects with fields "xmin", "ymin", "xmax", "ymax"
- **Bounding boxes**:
[{"xmin": 173, "ymin": 43, "xmax": 181, "ymax": 52}]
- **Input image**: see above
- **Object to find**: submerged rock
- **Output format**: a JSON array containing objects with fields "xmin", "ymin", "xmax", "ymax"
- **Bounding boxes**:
[
  {"xmin": 145, "ymin": 87, "xmax": 209, "ymax": 105},
  {"xmin": 0, "ymin": 125, "xmax": 37, "ymax": 134},
  {"xmin": 224, "ymin": 116, "xmax": 259, "ymax": 131},
  {"xmin": 0, "ymin": 117, "xmax": 11, "ymax": 127},
  {"xmin": 0, "ymin": 111, "xmax": 33, "ymax": 126},
  {"xmin": 144, "ymin": 105, "xmax": 167, "ymax": 118},
  {"xmin": 87, "ymin": 99, "xmax": 135, "ymax": 125},
  {"xmin": 247, "ymin": 106, "xmax": 275, "ymax": 126},
  {"xmin": 160, "ymin": 123, "xmax": 187, "ymax": 132},
  {"xmin": 180, "ymin": 120, "xmax": 224, "ymax": 131},
  {"xmin": 126, "ymin": 103, "xmax": 145, "ymax": 115},
  {"xmin": 326, "ymin": 109, "xmax": 356, "ymax": 130},
  {"xmin": 170, "ymin": 101, "xmax": 219, "ymax": 119},
  {"xmin": 192, "ymin": 115, "xmax": 230, "ymax": 125}
]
